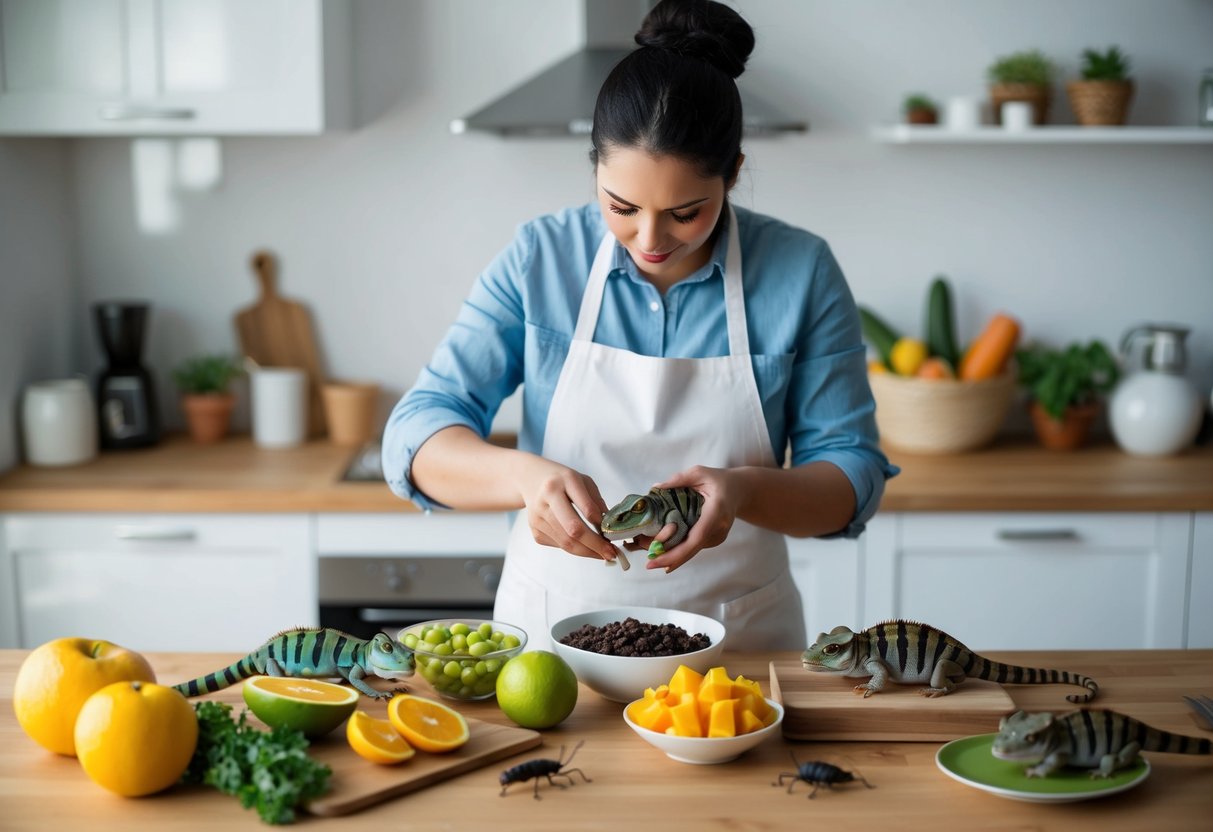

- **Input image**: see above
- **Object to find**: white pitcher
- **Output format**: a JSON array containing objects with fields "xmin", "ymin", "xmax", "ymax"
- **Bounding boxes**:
[
  {"xmin": 22, "ymin": 378, "xmax": 98, "ymax": 466},
  {"xmin": 1108, "ymin": 324, "xmax": 1202, "ymax": 456}
]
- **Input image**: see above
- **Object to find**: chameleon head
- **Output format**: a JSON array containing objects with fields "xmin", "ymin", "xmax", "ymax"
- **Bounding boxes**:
[
  {"xmin": 600, "ymin": 493, "xmax": 657, "ymax": 540},
  {"xmin": 368, "ymin": 632, "xmax": 415, "ymax": 679},
  {"xmin": 991, "ymin": 710, "xmax": 1055, "ymax": 762},
  {"xmin": 800, "ymin": 625, "xmax": 859, "ymax": 673}
]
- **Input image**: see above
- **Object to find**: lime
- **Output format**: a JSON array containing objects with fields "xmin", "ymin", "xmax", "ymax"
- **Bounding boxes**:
[
  {"xmin": 494, "ymin": 650, "xmax": 578, "ymax": 729},
  {"xmin": 242, "ymin": 676, "xmax": 358, "ymax": 738}
]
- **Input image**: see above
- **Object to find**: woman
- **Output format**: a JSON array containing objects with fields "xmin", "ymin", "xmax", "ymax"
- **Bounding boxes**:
[{"xmin": 383, "ymin": 0, "xmax": 896, "ymax": 651}]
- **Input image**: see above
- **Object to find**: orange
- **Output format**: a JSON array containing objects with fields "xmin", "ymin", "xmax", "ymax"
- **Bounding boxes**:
[
  {"xmin": 242, "ymin": 676, "xmax": 358, "ymax": 738},
  {"xmin": 74, "ymin": 680, "xmax": 198, "ymax": 797},
  {"xmin": 346, "ymin": 710, "xmax": 415, "ymax": 765},
  {"xmin": 386, "ymin": 694, "xmax": 469, "ymax": 753},
  {"xmin": 13, "ymin": 637, "xmax": 156, "ymax": 756}
]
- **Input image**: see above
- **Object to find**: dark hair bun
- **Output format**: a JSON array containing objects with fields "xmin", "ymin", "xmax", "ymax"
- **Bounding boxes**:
[{"xmin": 634, "ymin": 0, "xmax": 755, "ymax": 79}]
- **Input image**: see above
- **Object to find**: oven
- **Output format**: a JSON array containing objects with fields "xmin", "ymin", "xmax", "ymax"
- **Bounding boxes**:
[{"xmin": 315, "ymin": 511, "xmax": 512, "ymax": 642}]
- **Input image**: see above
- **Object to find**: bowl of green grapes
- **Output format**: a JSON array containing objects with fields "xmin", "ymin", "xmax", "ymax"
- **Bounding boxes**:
[{"xmin": 398, "ymin": 620, "xmax": 527, "ymax": 701}]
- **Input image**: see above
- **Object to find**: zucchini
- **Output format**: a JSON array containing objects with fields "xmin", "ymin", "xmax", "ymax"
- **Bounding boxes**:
[
  {"xmin": 858, "ymin": 306, "xmax": 901, "ymax": 367},
  {"xmin": 925, "ymin": 275, "xmax": 959, "ymax": 368}
]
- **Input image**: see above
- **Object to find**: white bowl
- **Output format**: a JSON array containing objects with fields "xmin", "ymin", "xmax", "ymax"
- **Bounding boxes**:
[
  {"xmin": 623, "ymin": 697, "xmax": 784, "ymax": 764},
  {"xmin": 550, "ymin": 606, "xmax": 726, "ymax": 703}
]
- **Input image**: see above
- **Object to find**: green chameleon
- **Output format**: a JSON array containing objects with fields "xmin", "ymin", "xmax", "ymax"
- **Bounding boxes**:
[
  {"xmin": 172, "ymin": 627, "xmax": 414, "ymax": 700},
  {"xmin": 802, "ymin": 620, "xmax": 1099, "ymax": 703},
  {"xmin": 993, "ymin": 709, "xmax": 1211, "ymax": 778},
  {"xmin": 600, "ymin": 487, "xmax": 703, "ymax": 559}
]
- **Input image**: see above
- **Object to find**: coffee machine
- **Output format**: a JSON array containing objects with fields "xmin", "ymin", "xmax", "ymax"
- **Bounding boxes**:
[{"xmin": 94, "ymin": 301, "xmax": 161, "ymax": 449}]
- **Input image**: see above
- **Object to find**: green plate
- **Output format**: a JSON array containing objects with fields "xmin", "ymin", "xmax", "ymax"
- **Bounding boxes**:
[{"xmin": 936, "ymin": 734, "xmax": 1150, "ymax": 803}]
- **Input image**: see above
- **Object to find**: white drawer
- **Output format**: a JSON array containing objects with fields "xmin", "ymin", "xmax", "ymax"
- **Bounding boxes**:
[
  {"xmin": 899, "ymin": 512, "xmax": 1160, "ymax": 549},
  {"xmin": 4, "ymin": 513, "xmax": 305, "ymax": 550},
  {"xmin": 315, "ymin": 512, "xmax": 511, "ymax": 556}
]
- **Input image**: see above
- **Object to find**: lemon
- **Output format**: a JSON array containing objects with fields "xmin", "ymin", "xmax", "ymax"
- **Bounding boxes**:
[
  {"xmin": 346, "ymin": 710, "xmax": 415, "ymax": 765},
  {"xmin": 242, "ymin": 676, "xmax": 358, "ymax": 738},
  {"xmin": 890, "ymin": 337, "xmax": 929, "ymax": 376},
  {"xmin": 494, "ymin": 650, "xmax": 578, "ymax": 730},
  {"xmin": 74, "ymin": 680, "xmax": 198, "ymax": 797}
]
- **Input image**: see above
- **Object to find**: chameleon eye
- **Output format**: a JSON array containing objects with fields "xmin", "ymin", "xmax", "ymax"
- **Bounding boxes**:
[
  {"xmin": 1025, "ymin": 733, "xmax": 1036, "ymax": 743},
  {"xmin": 382, "ymin": 642, "xmax": 393, "ymax": 653},
  {"xmin": 632, "ymin": 499, "xmax": 646, "ymax": 512},
  {"xmin": 824, "ymin": 644, "xmax": 840, "ymax": 655}
]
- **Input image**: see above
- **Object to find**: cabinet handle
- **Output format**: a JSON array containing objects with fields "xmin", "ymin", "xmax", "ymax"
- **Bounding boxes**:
[
  {"xmin": 996, "ymin": 529, "xmax": 1080, "ymax": 542},
  {"xmin": 98, "ymin": 104, "xmax": 196, "ymax": 121},
  {"xmin": 115, "ymin": 525, "xmax": 197, "ymax": 542}
]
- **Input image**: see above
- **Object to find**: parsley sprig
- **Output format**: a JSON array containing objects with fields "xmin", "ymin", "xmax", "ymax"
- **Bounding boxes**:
[{"xmin": 181, "ymin": 701, "xmax": 332, "ymax": 825}]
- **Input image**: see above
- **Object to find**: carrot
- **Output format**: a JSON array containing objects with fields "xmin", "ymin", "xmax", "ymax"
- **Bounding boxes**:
[{"xmin": 959, "ymin": 313, "xmax": 1020, "ymax": 381}]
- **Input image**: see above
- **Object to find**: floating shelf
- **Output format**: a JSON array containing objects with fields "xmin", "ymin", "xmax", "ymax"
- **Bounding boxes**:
[{"xmin": 871, "ymin": 125, "xmax": 1213, "ymax": 144}]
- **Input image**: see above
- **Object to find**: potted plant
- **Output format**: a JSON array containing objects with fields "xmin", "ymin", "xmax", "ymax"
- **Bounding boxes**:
[
  {"xmin": 172, "ymin": 354, "xmax": 241, "ymax": 443},
  {"xmin": 1067, "ymin": 46, "xmax": 1133, "ymax": 126},
  {"xmin": 987, "ymin": 49, "xmax": 1055, "ymax": 125},
  {"xmin": 903, "ymin": 93, "xmax": 939, "ymax": 125},
  {"xmin": 1016, "ymin": 340, "xmax": 1119, "ymax": 451}
]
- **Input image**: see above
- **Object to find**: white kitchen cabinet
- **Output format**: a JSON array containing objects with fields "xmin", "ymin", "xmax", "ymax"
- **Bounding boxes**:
[
  {"xmin": 0, "ymin": 0, "xmax": 350, "ymax": 135},
  {"xmin": 1189, "ymin": 513, "xmax": 1212, "ymax": 648},
  {"xmin": 786, "ymin": 531, "xmax": 864, "ymax": 644},
  {"xmin": 1, "ymin": 513, "xmax": 315, "ymax": 651},
  {"xmin": 863, "ymin": 512, "xmax": 1192, "ymax": 650}
]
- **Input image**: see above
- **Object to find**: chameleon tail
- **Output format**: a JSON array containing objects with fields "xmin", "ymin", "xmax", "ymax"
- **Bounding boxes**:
[
  {"xmin": 1125, "ymin": 714, "xmax": 1213, "ymax": 755},
  {"xmin": 977, "ymin": 658, "xmax": 1099, "ymax": 703},
  {"xmin": 172, "ymin": 653, "xmax": 261, "ymax": 698}
]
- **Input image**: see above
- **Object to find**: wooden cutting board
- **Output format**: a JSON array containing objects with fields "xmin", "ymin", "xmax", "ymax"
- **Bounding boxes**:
[
  {"xmin": 304, "ymin": 715, "xmax": 542, "ymax": 816},
  {"xmin": 234, "ymin": 250, "xmax": 327, "ymax": 437},
  {"xmin": 769, "ymin": 659, "xmax": 1016, "ymax": 742}
]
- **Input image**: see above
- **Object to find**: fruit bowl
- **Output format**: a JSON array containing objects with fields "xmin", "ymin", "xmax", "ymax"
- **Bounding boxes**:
[
  {"xmin": 623, "ymin": 697, "xmax": 784, "ymax": 764},
  {"xmin": 550, "ymin": 606, "xmax": 725, "ymax": 703},
  {"xmin": 398, "ymin": 619, "xmax": 526, "ymax": 701}
]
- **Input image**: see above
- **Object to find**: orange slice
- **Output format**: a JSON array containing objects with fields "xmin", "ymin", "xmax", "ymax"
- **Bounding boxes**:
[
  {"xmin": 386, "ymin": 694, "xmax": 469, "ymax": 753},
  {"xmin": 346, "ymin": 710, "xmax": 415, "ymax": 765}
]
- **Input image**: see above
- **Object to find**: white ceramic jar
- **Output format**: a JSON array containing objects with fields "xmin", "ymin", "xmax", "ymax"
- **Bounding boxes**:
[
  {"xmin": 250, "ymin": 367, "xmax": 307, "ymax": 449},
  {"xmin": 1109, "ymin": 372, "xmax": 1203, "ymax": 456},
  {"xmin": 21, "ymin": 378, "xmax": 98, "ymax": 466}
]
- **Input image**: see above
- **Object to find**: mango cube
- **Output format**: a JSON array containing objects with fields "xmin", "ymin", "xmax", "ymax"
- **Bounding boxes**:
[
  {"xmin": 668, "ymin": 665, "xmax": 704, "ymax": 699},
  {"xmin": 643, "ymin": 684, "xmax": 670, "ymax": 701},
  {"xmin": 634, "ymin": 698, "xmax": 674, "ymax": 734},
  {"xmin": 737, "ymin": 708, "xmax": 765, "ymax": 735},
  {"xmin": 699, "ymin": 667, "xmax": 733, "ymax": 703},
  {"xmin": 707, "ymin": 698, "xmax": 738, "ymax": 738},
  {"xmin": 670, "ymin": 694, "xmax": 702, "ymax": 737}
]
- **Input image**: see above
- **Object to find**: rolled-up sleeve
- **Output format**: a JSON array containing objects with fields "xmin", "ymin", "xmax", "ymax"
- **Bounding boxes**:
[
  {"xmin": 787, "ymin": 243, "xmax": 899, "ymax": 538},
  {"xmin": 382, "ymin": 225, "xmax": 533, "ymax": 510}
]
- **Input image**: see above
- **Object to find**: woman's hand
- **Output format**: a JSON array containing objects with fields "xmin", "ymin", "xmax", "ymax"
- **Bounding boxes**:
[
  {"xmin": 514, "ymin": 456, "xmax": 618, "ymax": 562},
  {"xmin": 644, "ymin": 465, "xmax": 742, "ymax": 573}
]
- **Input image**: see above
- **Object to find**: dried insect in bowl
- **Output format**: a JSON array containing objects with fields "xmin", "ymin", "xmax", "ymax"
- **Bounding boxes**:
[
  {"xmin": 773, "ymin": 754, "xmax": 876, "ymax": 799},
  {"xmin": 499, "ymin": 741, "xmax": 592, "ymax": 800}
]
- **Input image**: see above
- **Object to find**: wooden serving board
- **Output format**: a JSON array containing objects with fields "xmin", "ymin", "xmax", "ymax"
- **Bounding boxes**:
[
  {"xmin": 303, "ymin": 715, "xmax": 542, "ymax": 816},
  {"xmin": 769, "ymin": 659, "xmax": 1016, "ymax": 742}
]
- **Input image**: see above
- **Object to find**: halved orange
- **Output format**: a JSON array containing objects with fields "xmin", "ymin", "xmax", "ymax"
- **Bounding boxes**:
[
  {"xmin": 386, "ymin": 694, "xmax": 469, "ymax": 753},
  {"xmin": 346, "ymin": 710, "xmax": 415, "ymax": 765},
  {"xmin": 242, "ymin": 676, "xmax": 358, "ymax": 738}
]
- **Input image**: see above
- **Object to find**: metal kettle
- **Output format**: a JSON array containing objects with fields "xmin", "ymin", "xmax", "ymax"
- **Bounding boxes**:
[{"xmin": 1109, "ymin": 323, "xmax": 1202, "ymax": 456}]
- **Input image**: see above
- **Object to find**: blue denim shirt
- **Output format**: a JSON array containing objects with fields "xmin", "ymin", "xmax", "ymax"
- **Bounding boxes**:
[{"xmin": 383, "ymin": 203, "xmax": 898, "ymax": 537}]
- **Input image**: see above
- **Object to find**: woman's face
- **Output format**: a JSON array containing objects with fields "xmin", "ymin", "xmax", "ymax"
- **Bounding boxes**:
[{"xmin": 596, "ymin": 147, "xmax": 733, "ymax": 285}]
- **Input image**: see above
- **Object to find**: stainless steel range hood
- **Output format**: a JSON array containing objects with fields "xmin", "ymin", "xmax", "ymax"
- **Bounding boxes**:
[{"xmin": 450, "ymin": 1, "xmax": 807, "ymax": 137}]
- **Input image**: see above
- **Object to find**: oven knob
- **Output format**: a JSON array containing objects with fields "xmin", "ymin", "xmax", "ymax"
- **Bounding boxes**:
[{"xmin": 478, "ymin": 564, "xmax": 501, "ymax": 592}]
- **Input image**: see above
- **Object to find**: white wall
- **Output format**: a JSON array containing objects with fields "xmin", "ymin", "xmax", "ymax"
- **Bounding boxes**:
[
  {"xmin": 66, "ymin": 0, "xmax": 1213, "ymax": 436},
  {"xmin": 0, "ymin": 140, "xmax": 75, "ymax": 471}
]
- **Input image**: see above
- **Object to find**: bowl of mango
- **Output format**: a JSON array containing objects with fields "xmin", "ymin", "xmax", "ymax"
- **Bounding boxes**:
[{"xmin": 622, "ymin": 664, "xmax": 783, "ymax": 764}]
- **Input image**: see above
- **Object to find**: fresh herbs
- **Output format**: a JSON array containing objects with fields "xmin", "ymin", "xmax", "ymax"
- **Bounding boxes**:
[
  {"xmin": 987, "ymin": 49, "xmax": 1055, "ymax": 86},
  {"xmin": 1016, "ymin": 340, "xmax": 1119, "ymax": 420},
  {"xmin": 181, "ymin": 701, "xmax": 331, "ymax": 825},
  {"xmin": 1080, "ymin": 46, "xmax": 1131, "ymax": 81},
  {"xmin": 172, "ymin": 354, "xmax": 242, "ymax": 395}
]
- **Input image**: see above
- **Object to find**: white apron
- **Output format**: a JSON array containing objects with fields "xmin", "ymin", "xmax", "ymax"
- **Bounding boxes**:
[{"xmin": 494, "ymin": 206, "xmax": 805, "ymax": 652}]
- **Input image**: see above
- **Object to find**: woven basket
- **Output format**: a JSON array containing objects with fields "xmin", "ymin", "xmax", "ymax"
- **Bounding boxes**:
[
  {"xmin": 869, "ymin": 370, "xmax": 1015, "ymax": 454},
  {"xmin": 1067, "ymin": 80, "xmax": 1134, "ymax": 126},
  {"xmin": 989, "ymin": 83, "xmax": 1052, "ymax": 125}
]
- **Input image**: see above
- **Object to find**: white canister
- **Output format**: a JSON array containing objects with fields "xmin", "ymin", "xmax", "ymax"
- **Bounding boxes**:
[
  {"xmin": 1001, "ymin": 101, "xmax": 1033, "ymax": 131},
  {"xmin": 944, "ymin": 96, "xmax": 982, "ymax": 131},
  {"xmin": 1108, "ymin": 372, "xmax": 1203, "ymax": 456},
  {"xmin": 22, "ymin": 378, "xmax": 98, "ymax": 466},
  {"xmin": 250, "ymin": 367, "xmax": 307, "ymax": 449}
]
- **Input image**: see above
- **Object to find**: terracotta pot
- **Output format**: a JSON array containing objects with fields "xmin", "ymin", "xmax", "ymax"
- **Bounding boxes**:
[
  {"xmin": 989, "ymin": 82, "xmax": 1052, "ymax": 125},
  {"xmin": 1067, "ymin": 79, "xmax": 1134, "ymax": 126},
  {"xmin": 181, "ymin": 393, "xmax": 234, "ymax": 444},
  {"xmin": 906, "ymin": 108, "xmax": 938, "ymax": 125},
  {"xmin": 1028, "ymin": 400, "xmax": 1100, "ymax": 451}
]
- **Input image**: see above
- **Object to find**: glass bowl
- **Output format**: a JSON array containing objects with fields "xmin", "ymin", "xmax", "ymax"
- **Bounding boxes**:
[{"xmin": 398, "ymin": 619, "xmax": 526, "ymax": 701}]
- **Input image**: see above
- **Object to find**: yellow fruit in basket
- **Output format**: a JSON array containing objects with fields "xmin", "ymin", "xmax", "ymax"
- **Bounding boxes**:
[
  {"xmin": 867, "ymin": 360, "xmax": 889, "ymax": 374},
  {"xmin": 890, "ymin": 337, "xmax": 929, "ymax": 376},
  {"xmin": 347, "ymin": 710, "xmax": 415, "ymax": 765},
  {"xmin": 74, "ymin": 680, "xmax": 198, "ymax": 797},
  {"xmin": 13, "ymin": 637, "xmax": 157, "ymax": 756},
  {"xmin": 387, "ymin": 693, "xmax": 469, "ymax": 752}
]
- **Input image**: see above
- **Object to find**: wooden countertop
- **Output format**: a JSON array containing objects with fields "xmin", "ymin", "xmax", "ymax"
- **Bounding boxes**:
[
  {"xmin": 0, "ymin": 434, "xmax": 1210, "ymax": 513},
  {"xmin": 2, "ymin": 648, "xmax": 1210, "ymax": 831}
]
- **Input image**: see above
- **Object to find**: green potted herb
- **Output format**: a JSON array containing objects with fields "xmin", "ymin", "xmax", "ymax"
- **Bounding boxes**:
[
  {"xmin": 903, "ymin": 93, "xmax": 939, "ymax": 125},
  {"xmin": 1016, "ymin": 340, "xmax": 1119, "ymax": 451},
  {"xmin": 172, "ymin": 354, "xmax": 242, "ymax": 443},
  {"xmin": 1067, "ymin": 46, "xmax": 1133, "ymax": 126},
  {"xmin": 987, "ymin": 49, "xmax": 1055, "ymax": 125}
]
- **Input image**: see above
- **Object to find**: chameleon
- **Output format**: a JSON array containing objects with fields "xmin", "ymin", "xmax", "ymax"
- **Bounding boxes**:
[
  {"xmin": 801, "ymin": 620, "xmax": 1099, "ymax": 703},
  {"xmin": 172, "ymin": 627, "xmax": 414, "ymax": 700},
  {"xmin": 600, "ymin": 487, "xmax": 703, "ymax": 560},
  {"xmin": 993, "ymin": 708, "xmax": 1212, "ymax": 778}
]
